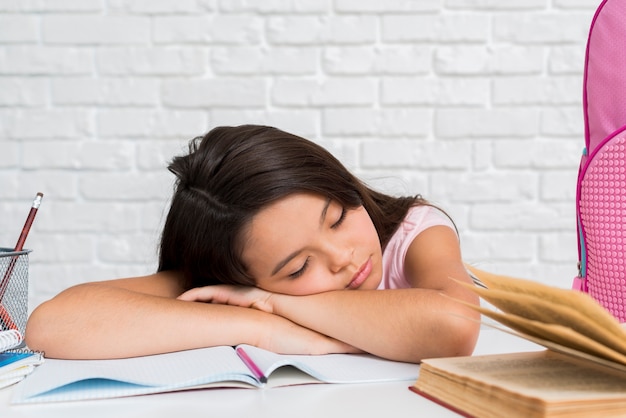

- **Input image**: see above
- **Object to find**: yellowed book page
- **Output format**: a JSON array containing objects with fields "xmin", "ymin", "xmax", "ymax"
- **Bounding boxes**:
[
  {"xmin": 419, "ymin": 350, "xmax": 626, "ymax": 401},
  {"xmin": 490, "ymin": 325, "xmax": 626, "ymax": 374},
  {"xmin": 415, "ymin": 351, "xmax": 626, "ymax": 417},
  {"xmin": 466, "ymin": 265, "xmax": 624, "ymax": 337},
  {"xmin": 460, "ymin": 269, "xmax": 626, "ymax": 354},
  {"xmin": 461, "ymin": 284, "xmax": 626, "ymax": 356},
  {"xmin": 459, "ymin": 300, "xmax": 626, "ymax": 366}
]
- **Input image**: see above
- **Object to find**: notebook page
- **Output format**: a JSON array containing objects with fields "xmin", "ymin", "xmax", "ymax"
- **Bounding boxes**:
[
  {"xmin": 237, "ymin": 344, "xmax": 419, "ymax": 384},
  {"xmin": 12, "ymin": 346, "xmax": 260, "ymax": 403}
]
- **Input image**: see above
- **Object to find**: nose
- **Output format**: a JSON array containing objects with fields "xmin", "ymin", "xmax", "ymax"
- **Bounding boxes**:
[{"xmin": 328, "ymin": 243, "xmax": 353, "ymax": 273}]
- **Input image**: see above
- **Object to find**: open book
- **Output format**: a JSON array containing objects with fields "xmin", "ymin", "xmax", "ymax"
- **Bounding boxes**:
[
  {"xmin": 12, "ymin": 344, "xmax": 418, "ymax": 404},
  {"xmin": 412, "ymin": 266, "xmax": 626, "ymax": 418}
]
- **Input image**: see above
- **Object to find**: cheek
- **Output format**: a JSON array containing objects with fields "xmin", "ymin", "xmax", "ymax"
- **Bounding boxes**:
[
  {"xmin": 283, "ymin": 278, "xmax": 337, "ymax": 295},
  {"xmin": 258, "ymin": 269, "xmax": 339, "ymax": 296},
  {"xmin": 355, "ymin": 210, "xmax": 379, "ymax": 244}
]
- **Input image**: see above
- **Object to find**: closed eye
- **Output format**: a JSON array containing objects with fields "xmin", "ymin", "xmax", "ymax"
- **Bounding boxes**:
[
  {"xmin": 289, "ymin": 257, "xmax": 309, "ymax": 279},
  {"xmin": 331, "ymin": 207, "xmax": 347, "ymax": 229}
]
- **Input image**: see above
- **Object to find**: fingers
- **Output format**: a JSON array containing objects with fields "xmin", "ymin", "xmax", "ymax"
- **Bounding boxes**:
[
  {"xmin": 176, "ymin": 288, "xmax": 201, "ymax": 301},
  {"xmin": 177, "ymin": 286, "xmax": 217, "ymax": 302},
  {"xmin": 176, "ymin": 289, "xmax": 193, "ymax": 301},
  {"xmin": 250, "ymin": 298, "xmax": 273, "ymax": 314}
]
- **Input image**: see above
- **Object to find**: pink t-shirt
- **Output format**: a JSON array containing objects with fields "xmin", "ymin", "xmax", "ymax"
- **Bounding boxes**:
[{"xmin": 377, "ymin": 205, "xmax": 457, "ymax": 290}]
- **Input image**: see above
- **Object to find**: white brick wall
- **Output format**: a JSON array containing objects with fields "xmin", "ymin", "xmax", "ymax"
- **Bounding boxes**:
[{"xmin": 0, "ymin": 0, "xmax": 601, "ymax": 311}]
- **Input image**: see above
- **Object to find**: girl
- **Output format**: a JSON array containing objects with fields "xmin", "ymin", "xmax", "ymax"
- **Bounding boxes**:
[{"xmin": 25, "ymin": 125, "xmax": 480, "ymax": 362}]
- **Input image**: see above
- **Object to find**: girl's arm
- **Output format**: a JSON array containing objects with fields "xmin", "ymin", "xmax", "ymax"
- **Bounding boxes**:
[
  {"xmin": 24, "ymin": 271, "xmax": 357, "ymax": 359},
  {"xmin": 180, "ymin": 226, "xmax": 480, "ymax": 363}
]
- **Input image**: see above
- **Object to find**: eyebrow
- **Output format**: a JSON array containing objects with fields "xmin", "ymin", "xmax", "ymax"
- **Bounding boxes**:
[{"xmin": 270, "ymin": 198, "xmax": 332, "ymax": 276}]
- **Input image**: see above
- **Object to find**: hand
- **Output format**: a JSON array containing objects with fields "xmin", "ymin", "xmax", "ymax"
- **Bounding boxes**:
[
  {"xmin": 178, "ymin": 286, "xmax": 362, "ymax": 355},
  {"xmin": 258, "ymin": 314, "xmax": 363, "ymax": 355},
  {"xmin": 178, "ymin": 285, "xmax": 275, "ymax": 313}
]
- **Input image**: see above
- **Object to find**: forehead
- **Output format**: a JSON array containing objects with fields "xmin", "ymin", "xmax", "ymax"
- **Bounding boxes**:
[
  {"xmin": 246, "ymin": 192, "xmax": 328, "ymax": 240},
  {"xmin": 240, "ymin": 193, "xmax": 327, "ymax": 271}
]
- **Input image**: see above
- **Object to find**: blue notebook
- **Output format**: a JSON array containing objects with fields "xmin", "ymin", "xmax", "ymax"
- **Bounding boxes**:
[
  {"xmin": 0, "ymin": 329, "xmax": 45, "ymax": 388},
  {"xmin": 0, "ymin": 350, "xmax": 44, "ymax": 389}
]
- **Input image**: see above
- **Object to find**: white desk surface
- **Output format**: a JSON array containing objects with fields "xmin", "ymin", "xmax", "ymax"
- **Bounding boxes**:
[{"xmin": 0, "ymin": 329, "xmax": 542, "ymax": 418}]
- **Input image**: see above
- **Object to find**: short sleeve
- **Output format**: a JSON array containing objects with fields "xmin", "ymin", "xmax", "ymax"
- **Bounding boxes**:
[{"xmin": 378, "ymin": 205, "xmax": 456, "ymax": 290}]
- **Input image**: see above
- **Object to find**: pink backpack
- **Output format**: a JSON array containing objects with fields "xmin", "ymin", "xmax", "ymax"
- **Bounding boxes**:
[{"xmin": 573, "ymin": 0, "xmax": 626, "ymax": 322}]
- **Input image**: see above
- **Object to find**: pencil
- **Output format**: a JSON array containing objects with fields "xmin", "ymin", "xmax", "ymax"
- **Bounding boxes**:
[
  {"xmin": 236, "ymin": 346, "xmax": 268, "ymax": 384},
  {"xmin": 14, "ymin": 193, "xmax": 43, "ymax": 252},
  {"xmin": 0, "ymin": 193, "xmax": 43, "ymax": 330}
]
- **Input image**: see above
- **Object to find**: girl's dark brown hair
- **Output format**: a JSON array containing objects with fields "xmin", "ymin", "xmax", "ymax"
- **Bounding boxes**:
[{"xmin": 158, "ymin": 125, "xmax": 433, "ymax": 289}]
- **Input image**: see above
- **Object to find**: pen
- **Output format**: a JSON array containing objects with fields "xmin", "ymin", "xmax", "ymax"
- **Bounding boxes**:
[
  {"xmin": 236, "ymin": 346, "xmax": 267, "ymax": 384},
  {"xmin": 0, "ymin": 193, "xmax": 43, "ymax": 330}
]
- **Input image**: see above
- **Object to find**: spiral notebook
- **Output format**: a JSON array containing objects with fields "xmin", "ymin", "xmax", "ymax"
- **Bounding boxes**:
[
  {"xmin": 0, "ymin": 329, "xmax": 22, "ymax": 352},
  {"xmin": 0, "ymin": 330, "xmax": 44, "ymax": 389},
  {"xmin": 12, "ymin": 344, "xmax": 418, "ymax": 404}
]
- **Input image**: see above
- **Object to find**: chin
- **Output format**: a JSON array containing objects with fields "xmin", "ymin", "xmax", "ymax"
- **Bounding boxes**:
[{"xmin": 366, "ymin": 275, "xmax": 383, "ymax": 290}]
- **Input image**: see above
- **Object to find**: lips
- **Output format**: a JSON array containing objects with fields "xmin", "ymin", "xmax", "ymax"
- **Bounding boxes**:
[{"xmin": 347, "ymin": 257, "xmax": 373, "ymax": 289}]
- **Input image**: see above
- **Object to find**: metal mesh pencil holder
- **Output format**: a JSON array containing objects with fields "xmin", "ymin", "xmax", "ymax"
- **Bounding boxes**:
[{"xmin": 0, "ymin": 248, "xmax": 30, "ymax": 336}]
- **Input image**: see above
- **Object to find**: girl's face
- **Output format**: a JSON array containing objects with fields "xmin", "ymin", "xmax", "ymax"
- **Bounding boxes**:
[{"xmin": 241, "ymin": 193, "xmax": 383, "ymax": 295}]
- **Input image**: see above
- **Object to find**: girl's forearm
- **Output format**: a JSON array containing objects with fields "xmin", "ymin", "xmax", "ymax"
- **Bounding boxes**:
[
  {"xmin": 25, "ymin": 282, "xmax": 274, "ymax": 359},
  {"xmin": 270, "ymin": 288, "xmax": 480, "ymax": 363}
]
